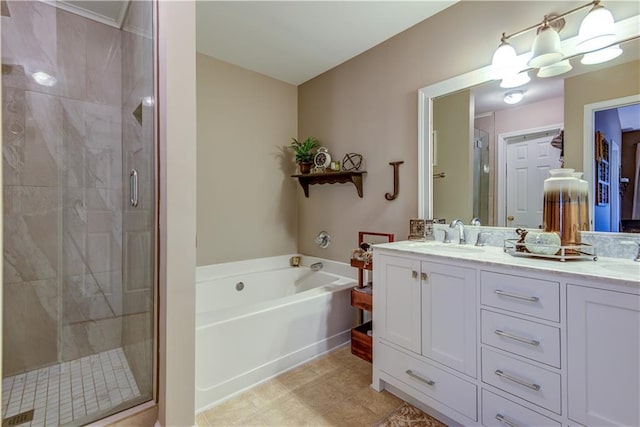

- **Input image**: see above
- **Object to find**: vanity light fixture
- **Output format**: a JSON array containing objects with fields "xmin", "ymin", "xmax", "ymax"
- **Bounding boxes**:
[
  {"xmin": 504, "ymin": 90, "xmax": 524, "ymax": 105},
  {"xmin": 490, "ymin": 0, "xmax": 627, "ymax": 81}
]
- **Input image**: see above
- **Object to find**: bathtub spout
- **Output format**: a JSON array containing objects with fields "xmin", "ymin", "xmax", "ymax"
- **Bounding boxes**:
[{"xmin": 310, "ymin": 262, "xmax": 323, "ymax": 271}]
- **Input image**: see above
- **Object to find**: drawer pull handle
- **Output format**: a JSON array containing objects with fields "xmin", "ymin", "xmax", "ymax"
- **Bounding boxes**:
[
  {"xmin": 494, "ymin": 330, "xmax": 540, "ymax": 347},
  {"xmin": 496, "ymin": 414, "xmax": 521, "ymax": 427},
  {"xmin": 495, "ymin": 369, "xmax": 540, "ymax": 391},
  {"xmin": 412, "ymin": 270, "xmax": 418, "ymax": 279},
  {"xmin": 405, "ymin": 370, "xmax": 435, "ymax": 386},
  {"xmin": 494, "ymin": 289, "xmax": 539, "ymax": 303}
]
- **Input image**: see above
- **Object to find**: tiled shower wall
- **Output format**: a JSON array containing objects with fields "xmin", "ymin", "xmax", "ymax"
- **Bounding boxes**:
[{"xmin": 2, "ymin": 1, "xmax": 125, "ymax": 376}]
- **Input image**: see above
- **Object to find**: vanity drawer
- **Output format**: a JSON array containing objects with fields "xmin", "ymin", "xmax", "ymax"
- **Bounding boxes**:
[
  {"xmin": 481, "ymin": 310, "xmax": 560, "ymax": 368},
  {"xmin": 481, "ymin": 348, "xmax": 561, "ymax": 414},
  {"xmin": 482, "ymin": 390, "xmax": 560, "ymax": 427},
  {"xmin": 480, "ymin": 271, "xmax": 560, "ymax": 322},
  {"xmin": 378, "ymin": 343, "xmax": 477, "ymax": 421}
]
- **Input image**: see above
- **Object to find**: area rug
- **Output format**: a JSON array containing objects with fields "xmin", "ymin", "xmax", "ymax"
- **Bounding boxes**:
[{"xmin": 373, "ymin": 403, "xmax": 447, "ymax": 427}]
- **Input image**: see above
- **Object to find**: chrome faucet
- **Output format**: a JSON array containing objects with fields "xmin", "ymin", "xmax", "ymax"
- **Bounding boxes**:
[
  {"xmin": 450, "ymin": 219, "xmax": 466, "ymax": 244},
  {"xmin": 470, "ymin": 217, "xmax": 481, "ymax": 226},
  {"xmin": 310, "ymin": 262, "xmax": 323, "ymax": 271},
  {"xmin": 475, "ymin": 232, "xmax": 491, "ymax": 247},
  {"xmin": 634, "ymin": 243, "xmax": 640, "ymax": 262}
]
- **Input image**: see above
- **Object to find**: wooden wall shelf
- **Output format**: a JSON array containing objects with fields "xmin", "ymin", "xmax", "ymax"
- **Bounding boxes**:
[{"xmin": 291, "ymin": 171, "xmax": 366, "ymax": 198}]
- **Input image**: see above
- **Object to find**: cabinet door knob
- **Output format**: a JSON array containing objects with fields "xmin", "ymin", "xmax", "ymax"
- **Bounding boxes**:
[
  {"xmin": 412, "ymin": 270, "xmax": 418, "ymax": 279},
  {"xmin": 507, "ymin": 215, "xmax": 515, "ymax": 221},
  {"xmin": 421, "ymin": 272, "xmax": 428, "ymax": 281}
]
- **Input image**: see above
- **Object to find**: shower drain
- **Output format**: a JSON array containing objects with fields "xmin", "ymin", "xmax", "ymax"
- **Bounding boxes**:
[{"xmin": 2, "ymin": 410, "xmax": 34, "ymax": 427}]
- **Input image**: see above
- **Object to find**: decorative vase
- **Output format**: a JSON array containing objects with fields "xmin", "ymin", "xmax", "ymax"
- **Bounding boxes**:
[{"xmin": 299, "ymin": 162, "xmax": 313, "ymax": 174}]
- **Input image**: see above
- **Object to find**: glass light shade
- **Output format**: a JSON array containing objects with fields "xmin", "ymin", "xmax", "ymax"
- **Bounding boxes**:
[
  {"xmin": 537, "ymin": 59, "xmax": 572, "ymax": 78},
  {"xmin": 491, "ymin": 41, "xmax": 518, "ymax": 79},
  {"xmin": 577, "ymin": 5, "xmax": 616, "ymax": 52},
  {"xmin": 504, "ymin": 90, "xmax": 524, "ymax": 105},
  {"xmin": 581, "ymin": 44, "xmax": 623, "ymax": 64},
  {"xmin": 528, "ymin": 26, "xmax": 563, "ymax": 68},
  {"xmin": 500, "ymin": 71, "xmax": 531, "ymax": 88}
]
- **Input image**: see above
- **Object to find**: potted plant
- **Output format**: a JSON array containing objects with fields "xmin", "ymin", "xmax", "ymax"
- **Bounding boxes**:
[{"xmin": 290, "ymin": 137, "xmax": 319, "ymax": 174}]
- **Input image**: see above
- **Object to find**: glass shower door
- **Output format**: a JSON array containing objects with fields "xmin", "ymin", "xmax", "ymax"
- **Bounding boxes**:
[{"xmin": 2, "ymin": 1, "xmax": 156, "ymax": 425}]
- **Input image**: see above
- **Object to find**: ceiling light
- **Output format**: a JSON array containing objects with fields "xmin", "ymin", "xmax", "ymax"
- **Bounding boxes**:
[
  {"xmin": 31, "ymin": 71, "xmax": 57, "ymax": 87},
  {"xmin": 578, "ymin": 4, "xmax": 616, "ymax": 52},
  {"xmin": 537, "ymin": 59, "xmax": 573, "ymax": 78},
  {"xmin": 528, "ymin": 24, "xmax": 563, "ymax": 68},
  {"xmin": 491, "ymin": 37, "xmax": 518, "ymax": 80},
  {"xmin": 504, "ymin": 90, "xmax": 525, "ymax": 105},
  {"xmin": 581, "ymin": 44, "xmax": 622, "ymax": 64},
  {"xmin": 500, "ymin": 71, "xmax": 531, "ymax": 88}
]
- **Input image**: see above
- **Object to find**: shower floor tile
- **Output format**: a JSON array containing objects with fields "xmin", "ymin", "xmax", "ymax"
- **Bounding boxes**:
[{"xmin": 2, "ymin": 348, "xmax": 140, "ymax": 427}]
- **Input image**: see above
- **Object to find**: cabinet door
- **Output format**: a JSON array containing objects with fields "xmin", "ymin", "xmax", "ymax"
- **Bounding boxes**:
[
  {"xmin": 567, "ymin": 285, "xmax": 640, "ymax": 427},
  {"xmin": 421, "ymin": 261, "xmax": 477, "ymax": 377},
  {"xmin": 375, "ymin": 254, "xmax": 421, "ymax": 353}
]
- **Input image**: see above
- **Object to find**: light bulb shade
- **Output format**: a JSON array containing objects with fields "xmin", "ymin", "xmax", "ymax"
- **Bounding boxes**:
[
  {"xmin": 581, "ymin": 44, "xmax": 623, "ymax": 64},
  {"xmin": 504, "ymin": 90, "xmax": 524, "ymax": 105},
  {"xmin": 537, "ymin": 59, "xmax": 572, "ymax": 78},
  {"xmin": 500, "ymin": 71, "xmax": 531, "ymax": 88},
  {"xmin": 491, "ymin": 41, "xmax": 518, "ymax": 79},
  {"xmin": 528, "ymin": 26, "xmax": 563, "ymax": 68},
  {"xmin": 578, "ymin": 5, "xmax": 616, "ymax": 52}
]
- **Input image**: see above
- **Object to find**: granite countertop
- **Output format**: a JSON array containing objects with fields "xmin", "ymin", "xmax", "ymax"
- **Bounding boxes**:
[{"xmin": 374, "ymin": 240, "xmax": 640, "ymax": 286}]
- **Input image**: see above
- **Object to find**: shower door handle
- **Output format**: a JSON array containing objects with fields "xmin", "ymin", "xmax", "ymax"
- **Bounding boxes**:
[{"xmin": 130, "ymin": 169, "xmax": 139, "ymax": 207}]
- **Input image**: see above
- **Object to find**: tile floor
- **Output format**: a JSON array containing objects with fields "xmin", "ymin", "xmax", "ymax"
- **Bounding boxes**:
[
  {"xmin": 2, "ymin": 348, "xmax": 140, "ymax": 427},
  {"xmin": 195, "ymin": 345, "xmax": 407, "ymax": 426}
]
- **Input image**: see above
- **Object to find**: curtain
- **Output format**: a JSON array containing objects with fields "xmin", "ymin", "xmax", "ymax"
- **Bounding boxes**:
[{"xmin": 633, "ymin": 144, "xmax": 640, "ymax": 219}]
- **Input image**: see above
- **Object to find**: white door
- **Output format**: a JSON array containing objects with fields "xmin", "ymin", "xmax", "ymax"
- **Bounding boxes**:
[
  {"xmin": 421, "ymin": 261, "xmax": 477, "ymax": 378},
  {"xmin": 374, "ymin": 254, "xmax": 421, "ymax": 354},
  {"xmin": 506, "ymin": 135, "xmax": 560, "ymax": 228},
  {"xmin": 567, "ymin": 285, "xmax": 640, "ymax": 426}
]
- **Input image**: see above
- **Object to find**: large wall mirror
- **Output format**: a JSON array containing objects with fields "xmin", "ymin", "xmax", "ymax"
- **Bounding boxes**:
[{"xmin": 418, "ymin": 8, "xmax": 640, "ymax": 234}]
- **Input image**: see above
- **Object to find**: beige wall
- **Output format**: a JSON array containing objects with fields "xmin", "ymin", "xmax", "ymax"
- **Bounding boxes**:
[
  {"xmin": 494, "ymin": 97, "xmax": 564, "ymax": 138},
  {"xmin": 565, "ymin": 60, "xmax": 640, "ymax": 171},
  {"xmin": 158, "ymin": 1, "xmax": 196, "ymax": 425},
  {"xmin": 433, "ymin": 90, "xmax": 472, "ymax": 223},
  {"xmin": 196, "ymin": 54, "xmax": 298, "ymax": 265},
  {"xmin": 297, "ymin": 1, "xmax": 582, "ymax": 260}
]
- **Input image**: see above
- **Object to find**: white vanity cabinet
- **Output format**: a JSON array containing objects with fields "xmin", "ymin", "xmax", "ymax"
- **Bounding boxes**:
[
  {"xmin": 372, "ymin": 243, "xmax": 639, "ymax": 427},
  {"xmin": 567, "ymin": 285, "xmax": 640, "ymax": 427}
]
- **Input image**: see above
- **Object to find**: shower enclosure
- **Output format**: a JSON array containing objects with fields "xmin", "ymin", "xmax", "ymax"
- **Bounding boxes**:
[
  {"xmin": 2, "ymin": 1, "xmax": 156, "ymax": 425},
  {"xmin": 472, "ymin": 128, "xmax": 490, "ymax": 225}
]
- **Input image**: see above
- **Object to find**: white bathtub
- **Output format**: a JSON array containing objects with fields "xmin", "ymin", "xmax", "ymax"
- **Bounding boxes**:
[{"xmin": 195, "ymin": 255, "xmax": 357, "ymax": 412}]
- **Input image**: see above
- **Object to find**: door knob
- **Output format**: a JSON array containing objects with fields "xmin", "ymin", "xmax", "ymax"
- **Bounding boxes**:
[{"xmin": 507, "ymin": 215, "xmax": 514, "ymax": 221}]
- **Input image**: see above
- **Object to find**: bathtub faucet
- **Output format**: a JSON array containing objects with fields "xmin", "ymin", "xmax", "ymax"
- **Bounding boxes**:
[{"xmin": 310, "ymin": 262, "xmax": 323, "ymax": 271}]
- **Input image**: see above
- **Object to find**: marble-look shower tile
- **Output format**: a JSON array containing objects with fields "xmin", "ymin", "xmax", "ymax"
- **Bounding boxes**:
[
  {"xmin": 84, "ymin": 103, "xmax": 122, "ymax": 190},
  {"xmin": 86, "ymin": 20, "xmax": 121, "ymax": 106},
  {"xmin": 2, "ymin": 85, "xmax": 25, "ymax": 185},
  {"xmin": 60, "ymin": 316, "xmax": 122, "ymax": 361},
  {"xmin": 55, "ymin": 7, "xmax": 87, "ymax": 101},
  {"xmin": 3, "ymin": 186, "xmax": 59, "ymax": 284},
  {"xmin": 124, "ymin": 231, "xmax": 152, "ymax": 292},
  {"xmin": 23, "ymin": 90, "xmax": 63, "ymax": 187},
  {"xmin": 63, "ymin": 272, "xmax": 122, "ymax": 324},
  {"xmin": 1, "ymin": 1, "xmax": 60, "ymax": 96},
  {"xmin": 2, "ymin": 280, "xmax": 59, "ymax": 376}
]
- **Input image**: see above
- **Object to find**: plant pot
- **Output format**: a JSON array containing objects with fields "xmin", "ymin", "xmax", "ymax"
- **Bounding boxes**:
[{"xmin": 298, "ymin": 162, "xmax": 313, "ymax": 174}]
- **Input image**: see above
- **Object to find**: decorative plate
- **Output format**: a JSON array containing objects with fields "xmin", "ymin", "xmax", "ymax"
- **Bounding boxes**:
[{"xmin": 314, "ymin": 147, "xmax": 331, "ymax": 168}]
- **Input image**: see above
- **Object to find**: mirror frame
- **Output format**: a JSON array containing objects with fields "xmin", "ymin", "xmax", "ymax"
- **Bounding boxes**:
[{"xmin": 418, "ymin": 13, "xmax": 640, "ymax": 226}]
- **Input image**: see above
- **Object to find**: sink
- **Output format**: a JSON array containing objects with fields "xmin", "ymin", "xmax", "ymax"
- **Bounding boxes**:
[{"xmin": 599, "ymin": 263, "xmax": 640, "ymax": 276}]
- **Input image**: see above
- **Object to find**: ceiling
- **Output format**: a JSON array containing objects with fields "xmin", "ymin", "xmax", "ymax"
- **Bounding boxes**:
[{"xmin": 196, "ymin": 1, "xmax": 456, "ymax": 85}]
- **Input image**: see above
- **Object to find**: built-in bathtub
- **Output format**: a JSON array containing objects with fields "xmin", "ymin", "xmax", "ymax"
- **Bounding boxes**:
[{"xmin": 195, "ymin": 255, "xmax": 357, "ymax": 412}]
